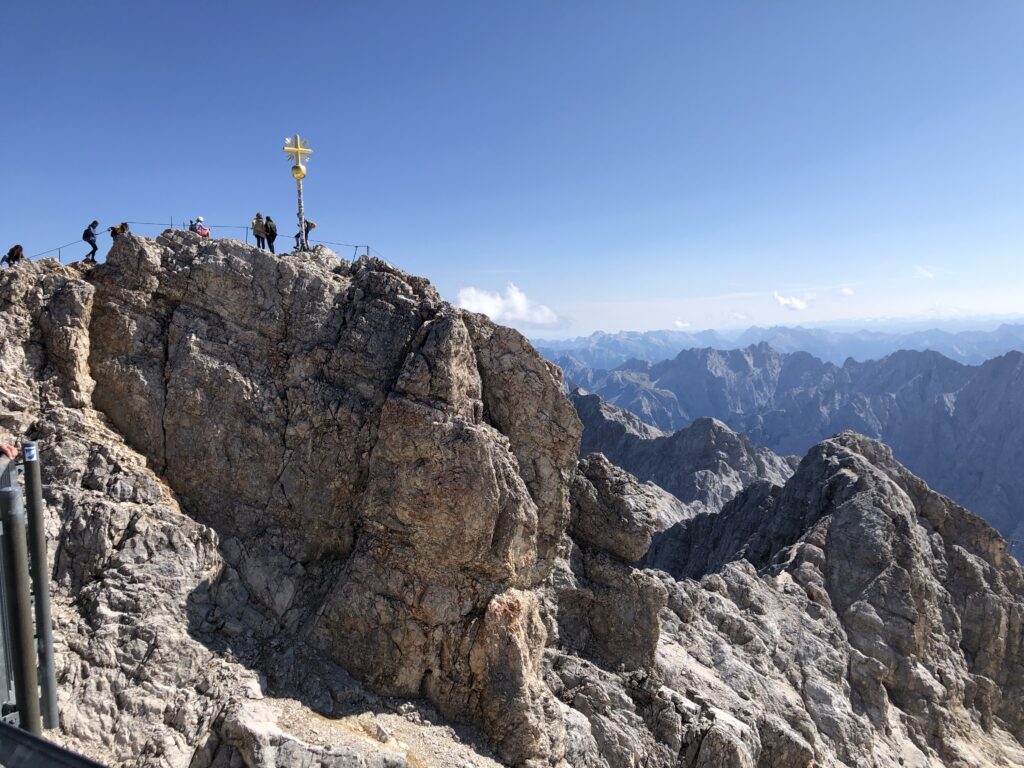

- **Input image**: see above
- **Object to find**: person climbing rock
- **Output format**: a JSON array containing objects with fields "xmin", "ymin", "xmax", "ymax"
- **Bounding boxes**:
[
  {"xmin": 251, "ymin": 213, "xmax": 266, "ymax": 250},
  {"xmin": 82, "ymin": 220, "xmax": 99, "ymax": 262},
  {"xmin": 295, "ymin": 219, "xmax": 316, "ymax": 251},
  {"xmin": 265, "ymin": 216, "xmax": 277, "ymax": 254},
  {"xmin": 2, "ymin": 245, "xmax": 24, "ymax": 268}
]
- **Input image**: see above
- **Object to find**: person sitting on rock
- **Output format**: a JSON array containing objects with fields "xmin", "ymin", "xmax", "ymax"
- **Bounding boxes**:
[
  {"xmin": 107, "ymin": 222, "xmax": 129, "ymax": 240},
  {"xmin": 194, "ymin": 216, "xmax": 210, "ymax": 239},
  {"xmin": 2, "ymin": 244, "xmax": 24, "ymax": 268}
]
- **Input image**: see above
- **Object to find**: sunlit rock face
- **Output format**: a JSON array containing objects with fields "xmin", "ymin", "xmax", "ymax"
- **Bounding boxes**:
[{"xmin": 3, "ymin": 234, "xmax": 1022, "ymax": 767}]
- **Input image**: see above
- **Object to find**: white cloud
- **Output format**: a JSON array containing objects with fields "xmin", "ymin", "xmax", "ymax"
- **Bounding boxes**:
[
  {"xmin": 840, "ymin": 286, "xmax": 855, "ymax": 296},
  {"xmin": 914, "ymin": 265, "xmax": 935, "ymax": 280},
  {"xmin": 773, "ymin": 291, "xmax": 808, "ymax": 311},
  {"xmin": 673, "ymin": 319, "xmax": 691, "ymax": 329},
  {"xmin": 731, "ymin": 312, "xmax": 749, "ymax": 321},
  {"xmin": 457, "ymin": 283, "xmax": 560, "ymax": 327}
]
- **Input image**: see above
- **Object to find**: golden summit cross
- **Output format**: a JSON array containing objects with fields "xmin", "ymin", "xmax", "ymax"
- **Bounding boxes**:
[{"xmin": 283, "ymin": 134, "xmax": 313, "ymax": 165}]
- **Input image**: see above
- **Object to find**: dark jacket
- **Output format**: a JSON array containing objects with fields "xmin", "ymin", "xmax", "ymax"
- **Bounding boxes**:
[
  {"xmin": 2, "ymin": 246, "xmax": 24, "ymax": 267},
  {"xmin": 265, "ymin": 219, "xmax": 277, "ymax": 240},
  {"xmin": 83, "ymin": 225, "xmax": 98, "ymax": 244}
]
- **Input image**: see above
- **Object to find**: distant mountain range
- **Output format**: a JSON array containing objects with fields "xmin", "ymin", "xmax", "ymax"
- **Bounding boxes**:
[
  {"xmin": 561, "ymin": 343, "xmax": 1024, "ymax": 543},
  {"xmin": 537, "ymin": 323, "xmax": 1024, "ymax": 367},
  {"xmin": 572, "ymin": 390, "xmax": 796, "ymax": 520}
]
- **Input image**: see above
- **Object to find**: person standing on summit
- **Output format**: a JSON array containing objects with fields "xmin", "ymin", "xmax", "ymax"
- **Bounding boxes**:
[
  {"xmin": 251, "ymin": 212, "xmax": 266, "ymax": 250},
  {"xmin": 264, "ymin": 216, "xmax": 277, "ymax": 254},
  {"xmin": 82, "ymin": 220, "xmax": 99, "ymax": 262}
]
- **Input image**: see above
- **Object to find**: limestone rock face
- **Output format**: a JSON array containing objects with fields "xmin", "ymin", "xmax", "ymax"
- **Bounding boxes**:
[
  {"xmin": 86, "ymin": 232, "xmax": 582, "ymax": 765},
  {"xmin": 648, "ymin": 433, "xmax": 1024, "ymax": 766},
  {"xmin": 0, "ymin": 260, "xmax": 264, "ymax": 765},
  {"xmin": 5, "ymin": 234, "xmax": 1024, "ymax": 768}
]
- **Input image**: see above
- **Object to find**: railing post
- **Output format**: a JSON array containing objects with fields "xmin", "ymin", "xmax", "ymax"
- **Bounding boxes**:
[
  {"xmin": 21, "ymin": 443, "xmax": 57, "ymax": 729},
  {"xmin": 0, "ymin": 486, "xmax": 40, "ymax": 735}
]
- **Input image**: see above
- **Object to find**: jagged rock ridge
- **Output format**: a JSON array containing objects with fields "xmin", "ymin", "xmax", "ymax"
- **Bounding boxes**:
[
  {"xmin": 561, "ymin": 343, "xmax": 1024, "ymax": 543},
  {"xmin": 2, "ymin": 232, "xmax": 1023, "ymax": 767}
]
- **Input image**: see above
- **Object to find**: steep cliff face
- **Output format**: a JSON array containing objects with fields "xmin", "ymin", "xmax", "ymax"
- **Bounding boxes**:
[
  {"xmin": 85, "ymin": 231, "xmax": 583, "ymax": 765},
  {"xmin": 4, "ymin": 234, "xmax": 1024, "ymax": 768},
  {"xmin": 646, "ymin": 433, "xmax": 1024, "ymax": 767},
  {"xmin": 0, "ymin": 260, "xmax": 263, "ymax": 765}
]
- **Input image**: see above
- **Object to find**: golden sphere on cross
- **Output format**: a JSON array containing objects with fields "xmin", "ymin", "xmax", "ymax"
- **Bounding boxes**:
[{"xmin": 291, "ymin": 163, "xmax": 307, "ymax": 181}]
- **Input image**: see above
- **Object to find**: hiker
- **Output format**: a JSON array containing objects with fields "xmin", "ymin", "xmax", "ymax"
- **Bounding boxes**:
[
  {"xmin": 295, "ymin": 219, "xmax": 316, "ymax": 251},
  {"xmin": 2, "ymin": 245, "xmax": 24, "ymax": 268},
  {"xmin": 264, "ymin": 216, "xmax": 277, "ymax": 254},
  {"xmin": 251, "ymin": 213, "xmax": 266, "ymax": 249},
  {"xmin": 194, "ymin": 216, "xmax": 210, "ymax": 239},
  {"xmin": 83, "ymin": 220, "xmax": 99, "ymax": 262},
  {"xmin": 107, "ymin": 222, "xmax": 129, "ymax": 240}
]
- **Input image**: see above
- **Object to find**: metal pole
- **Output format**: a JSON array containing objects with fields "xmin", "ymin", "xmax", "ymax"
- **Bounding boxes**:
[
  {"xmin": 21, "ymin": 444, "xmax": 57, "ymax": 729},
  {"xmin": 297, "ymin": 179, "xmax": 307, "ymax": 251},
  {"xmin": 0, "ymin": 488, "xmax": 40, "ymax": 735}
]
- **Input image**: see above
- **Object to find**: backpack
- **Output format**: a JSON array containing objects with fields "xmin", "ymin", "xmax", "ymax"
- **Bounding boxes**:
[{"xmin": 82, "ymin": 227, "xmax": 93, "ymax": 241}]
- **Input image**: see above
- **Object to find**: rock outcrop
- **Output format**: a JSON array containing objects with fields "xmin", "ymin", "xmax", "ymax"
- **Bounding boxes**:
[
  {"xmin": 644, "ymin": 432, "xmax": 1024, "ymax": 766},
  {"xmin": 0, "ymin": 245, "xmax": 519, "ymax": 766},
  {"xmin": 84, "ymin": 231, "xmax": 584, "ymax": 766},
  {"xmin": 3, "ymin": 232, "xmax": 1024, "ymax": 768}
]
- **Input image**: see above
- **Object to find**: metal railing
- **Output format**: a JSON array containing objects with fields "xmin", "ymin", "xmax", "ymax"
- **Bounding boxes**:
[
  {"xmin": 0, "ymin": 443, "xmax": 58, "ymax": 736},
  {"xmin": 25, "ymin": 221, "xmax": 379, "ymax": 264}
]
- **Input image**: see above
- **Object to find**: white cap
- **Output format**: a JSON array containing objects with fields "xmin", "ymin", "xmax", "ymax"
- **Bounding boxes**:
[{"xmin": 197, "ymin": 216, "xmax": 204, "ymax": 222}]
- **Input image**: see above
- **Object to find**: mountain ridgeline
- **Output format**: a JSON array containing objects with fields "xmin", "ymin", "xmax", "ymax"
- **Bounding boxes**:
[
  {"xmin": 560, "ymin": 343, "xmax": 1024, "ymax": 543},
  {"xmin": 538, "ymin": 323, "xmax": 1024, "ymax": 369}
]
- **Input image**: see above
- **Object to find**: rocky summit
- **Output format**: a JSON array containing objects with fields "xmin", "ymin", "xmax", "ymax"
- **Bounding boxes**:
[{"xmin": 1, "ymin": 232, "xmax": 1023, "ymax": 767}]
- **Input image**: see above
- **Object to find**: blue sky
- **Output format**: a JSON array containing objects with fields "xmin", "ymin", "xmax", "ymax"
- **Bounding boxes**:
[{"xmin": 4, "ymin": 1, "xmax": 1024, "ymax": 338}]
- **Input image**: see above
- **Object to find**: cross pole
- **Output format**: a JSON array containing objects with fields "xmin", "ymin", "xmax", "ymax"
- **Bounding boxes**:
[{"xmin": 283, "ymin": 134, "xmax": 313, "ymax": 251}]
